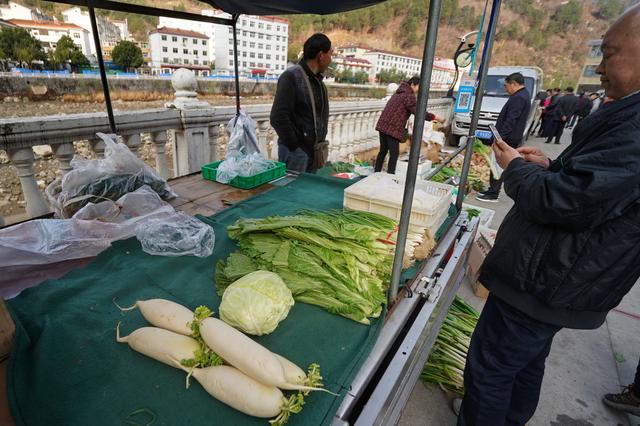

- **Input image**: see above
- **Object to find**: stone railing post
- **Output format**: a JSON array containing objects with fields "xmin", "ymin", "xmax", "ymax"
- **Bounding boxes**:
[
  {"xmin": 150, "ymin": 130, "xmax": 170, "ymax": 179},
  {"xmin": 208, "ymin": 124, "xmax": 222, "ymax": 163},
  {"xmin": 257, "ymin": 120, "xmax": 270, "ymax": 158},
  {"xmin": 338, "ymin": 114, "xmax": 349, "ymax": 159},
  {"xmin": 8, "ymin": 148, "xmax": 50, "ymax": 217},
  {"xmin": 53, "ymin": 142, "xmax": 75, "ymax": 174},
  {"xmin": 167, "ymin": 68, "xmax": 215, "ymax": 176},
  {"xmin": 123, "ymin": 134, "xmax": 141, "ymax": 157}
]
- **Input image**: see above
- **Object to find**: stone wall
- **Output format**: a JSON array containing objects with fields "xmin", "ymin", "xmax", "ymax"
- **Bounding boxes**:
[{"xmin": 0, "ymin": 75, "xmax": 388, "ymax": 100}]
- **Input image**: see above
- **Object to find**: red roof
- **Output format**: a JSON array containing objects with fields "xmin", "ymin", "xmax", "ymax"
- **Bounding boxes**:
[
  {"xmin": 150, "ymin": 26, "xmax": 209, "ymax": 39},
  {"xmin": 8, "ymin": 19, "xmax": 85, "ymax": 30}
]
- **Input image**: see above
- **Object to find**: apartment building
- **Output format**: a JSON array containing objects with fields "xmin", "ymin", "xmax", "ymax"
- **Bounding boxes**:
[
  {"xmin": 149, "ymin": 27, "xmax": 211, "ymax": 76},
  {"xmin": 61, "ymin": 7, "xmax": 124, "ymax": 56},
  {"xmin": 8, "ymin": 19, "xmax": 91, "ymax": 56},
  {"xmin": 0, "ymin": 1, "xmax": 52, "ymax": 22},
  {"xmin": 576, "ymin": 39, "xmax": 603, "ymax": 94}
]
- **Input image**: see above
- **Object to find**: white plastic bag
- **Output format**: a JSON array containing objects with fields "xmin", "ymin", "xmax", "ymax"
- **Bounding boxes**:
[
  {"xmin": 135, "ymin": 212, "xmax": 215, "ymax": 258},
  {"xmin": 489, "ymin": 150, "xmax": 504, "ymax": 179},
  {"xmin": 46, "ymin": 133, "xmax": 176, "ymax": 218},
  {"xmin": 225, "ymin": 111, "xmax": 262, "ymax": 157}
]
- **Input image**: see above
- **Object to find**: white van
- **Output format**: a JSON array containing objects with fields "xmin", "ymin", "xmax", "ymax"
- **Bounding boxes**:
[{"xmin": 449, "ymin": 66, "xmax": 544, "ymax": 145}]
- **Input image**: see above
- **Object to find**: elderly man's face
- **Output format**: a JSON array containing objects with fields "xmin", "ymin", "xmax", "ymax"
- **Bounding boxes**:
[{"xmin": 596, "ymin": 7, "xmax": 640, "ymax": 99}]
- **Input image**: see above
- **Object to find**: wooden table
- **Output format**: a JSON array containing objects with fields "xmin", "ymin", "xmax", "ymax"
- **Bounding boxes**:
[{"xmin": 0, "ymin": 172, "xmax": 280, "ymax": 425}]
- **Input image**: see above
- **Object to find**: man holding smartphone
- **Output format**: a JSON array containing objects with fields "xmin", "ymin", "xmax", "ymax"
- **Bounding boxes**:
[{"xmin": 476, "ymin": 72, "xmax": 531, "ymax": 202}]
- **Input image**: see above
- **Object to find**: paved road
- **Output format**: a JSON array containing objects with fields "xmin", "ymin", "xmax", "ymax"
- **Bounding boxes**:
[{"xmin": 399, "ymin": 130, "xmax": 640, "ymax": 426}]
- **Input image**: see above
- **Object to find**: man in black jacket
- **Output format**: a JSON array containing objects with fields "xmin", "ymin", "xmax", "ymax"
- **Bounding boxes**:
[
  {"xmin": 545, "ymin": 87, "xmax": 578, "ymax": 144},
  {"xmin": 270, "ymin": 33, "xmax": 332, "ymax": 172},
  {"xmin": 476, "ymin": 72, "xmax": 531, "ymax": 202},
  {"xmin": 458, "ymin": 4, "xmax": 640, "ymax": 425}
]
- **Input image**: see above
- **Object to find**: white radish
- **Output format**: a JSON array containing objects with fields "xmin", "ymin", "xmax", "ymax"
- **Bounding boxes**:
[
  {"xmin": 176, "ymin": 363, "xmax": 284, "ymax": 418},
  {"xmin": 115, "ymin": 298, "xmax": 193, "ymax": 335},
  {"xmin": 199, "ymin": 317, "xmax": 334, "ymax": 394},
  {"xmin": 116, "ymin": 324, "xmax": 199, "ymax": 368},
  {"xmin": 274, "ymin": 353, "xmax": 306, "ymax": 385}
]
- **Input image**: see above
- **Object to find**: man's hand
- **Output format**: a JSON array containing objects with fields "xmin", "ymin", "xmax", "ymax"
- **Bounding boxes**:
[
  {"xmin": 492, "ymin": 138, "xmax": 522, "ymax": 169},
  {"xmin": 517, "ymin": 146, "xmax": 550, "ymax": 169}
]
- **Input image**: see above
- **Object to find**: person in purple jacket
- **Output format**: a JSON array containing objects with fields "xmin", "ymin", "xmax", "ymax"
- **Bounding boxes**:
[{"xmin": 374, "ymin": 76, "xmax": 442, "ymax": 174}]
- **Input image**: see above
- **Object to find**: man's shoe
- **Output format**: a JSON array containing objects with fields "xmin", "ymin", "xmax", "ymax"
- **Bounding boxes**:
[
  {"xmin": 452, "ymin": 398, "xmax": 462, "ymax": 416},
  {"xmin": 475, "ymin": 193, "xmax": 499, "ymax": 203},
  {"xmin": 554, "ymin": 141, "xmax": 560, "ymax": 144},
  {"xmin": 603, "ymin": 385, "xmax": 640, "ymax": 415},
  {"xmin": 544, "ymin": 140, "xmax": 551, "ymax": 144}
]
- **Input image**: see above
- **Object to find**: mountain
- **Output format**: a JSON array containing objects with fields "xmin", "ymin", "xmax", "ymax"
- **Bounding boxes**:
[{"xmin": 9, "ymin": 0, "xmax": 637, "ymax": 87}]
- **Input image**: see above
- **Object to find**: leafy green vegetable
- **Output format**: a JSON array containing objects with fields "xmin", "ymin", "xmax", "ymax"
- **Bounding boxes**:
[
  {"xmin": 219, "ymin": 270, "xmax": 295, "ymax": 335},
  {"xmin": 216, "ymin": 210, "xmax": 398, "ymax": 324},
  {"xmin": 421, "ymin": 297, "xmax": 479, "ymax": 395},
  {"xmin": 465, "ymin": 208, "xmax": 481, "ymax": 219}
]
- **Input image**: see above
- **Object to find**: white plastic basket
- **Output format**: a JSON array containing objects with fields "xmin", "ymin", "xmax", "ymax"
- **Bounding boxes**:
[{"xmin": 343, "ymin": 172, "xmax": 454, "ymax": 229}]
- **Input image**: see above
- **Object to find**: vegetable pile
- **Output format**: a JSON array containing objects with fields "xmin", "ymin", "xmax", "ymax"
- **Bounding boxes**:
[
  {"xmin": 421, "ymin": 296, "xmax": 480, "ymax": 395},
  {"xmin": 116, "ymin": 298, "xmax": 325, "ymax": 425},
  {"xmin": 216, "ymin": 210, "xmax": 434, "ymax": 325}
]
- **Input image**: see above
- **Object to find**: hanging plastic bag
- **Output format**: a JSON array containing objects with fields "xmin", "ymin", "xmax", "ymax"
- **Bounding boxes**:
[
  {"xmin": 135, "ymin": 212, "xmax": 215, "ymax": 258},
  {"xmin": 46, "ymin": 133, "xmax": 176, "ymax": 218},
  {"xmin": 489, "ymin": 150, "xmax": 504, "ymax": 179}
]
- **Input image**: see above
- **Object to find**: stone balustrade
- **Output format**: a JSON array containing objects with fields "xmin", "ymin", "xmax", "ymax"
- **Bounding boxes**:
[{"xmin": 0, "ymin": 68, "xmax": 453, "ymax": 226}]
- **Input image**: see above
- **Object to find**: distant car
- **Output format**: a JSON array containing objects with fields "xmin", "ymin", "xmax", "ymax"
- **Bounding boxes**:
[{"xmin": 449, "ymin": 66, "xmax": 544, "ymax": 146}]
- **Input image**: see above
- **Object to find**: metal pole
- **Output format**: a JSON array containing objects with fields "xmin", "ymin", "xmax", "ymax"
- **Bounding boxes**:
[
  {"xmin": 455, "ymin": 0, "xmax": 501, "ymax": 211},
  {"xmin": 87, "ymin": 0, "xmax": 116, "ymax": 133},
  {"xmin": 388, "ymin": 0, "xmax": 443, "ymax": 303},
  {"xmin": 232, "ymin": 14, "xmax": 241, "ymax": 115}
]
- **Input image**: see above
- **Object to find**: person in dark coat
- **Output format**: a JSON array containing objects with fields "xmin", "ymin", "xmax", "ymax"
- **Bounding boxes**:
[
  {"xmin": 270, "ymin": 33, "xmax": 332, "ymax": 172},
  {"xmin": 476, "ymin": 72, "xmax": 531, "ymax": 202},
  {"xmin": 566, "ymin": 92, "xmax": 588, "ymax": 129},
  {"xmin": 539, "ymin": 87, "xmax": 561, "ymax": 137},
  {"xmin": 457, "ymin": 5, "xmax": 640, "ymax": 425},
  {"xmin": 374, "ymin": 77, "xmax": 442, "ymax": 174},
  {"xmin": 544, "ymin": 86, "xmax": 578, "ymax": 144}
]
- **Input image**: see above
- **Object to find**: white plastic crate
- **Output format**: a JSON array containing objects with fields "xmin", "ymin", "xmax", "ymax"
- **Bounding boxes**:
[
  {"xmin": 343, "ymin": 172, "xmax": 454, "ymax": 229},
  {"xmin": 395, "ymin": 160, "xmax": 433, "ymax": 180}
]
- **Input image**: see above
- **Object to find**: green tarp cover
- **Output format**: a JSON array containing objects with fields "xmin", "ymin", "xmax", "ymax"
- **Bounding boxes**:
[{"xmin": 6, "ymin": 174, "xmax": 386, "ymax": 426}]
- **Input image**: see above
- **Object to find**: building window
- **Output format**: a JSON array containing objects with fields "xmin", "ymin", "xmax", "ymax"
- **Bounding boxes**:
[
  {"xmin": 588, "ymin": 45, "xmax": 602, "ymax": 58},
  {"xmin": 266, "ymin": 64, "xmax": 270, "ymax": 69},
  {"xmin": 202, "ymin": 51, "xmax": 207, "ymax": 56},
  {"xmin": 194, "ymin": 50, "xmax": 198, "ymax": 55},
  {"xmin": 173, "ymin": 48, "xmax": 178, "ymax": 53},
  {"xmin": 277, "ymin": 25, "xmax": 280, "ymax": 32},
  {"xmin": 73, "ymin": 33, "xmax": 80, "ymax": 39},
  {"xmin": 276, "ymin": 36, "xmax": 280, "ymax": 42},
  {"xmin": 258, "ymin": 34, "xmax": 263, "ymax": 39},
  {"xmin": 182, "ymin": 37, "xmax": 187, "ymax": 43},
  {"xmin": 249, "ymin": 21, "xmax": 255, "ymax": 27},
  {"xmin": 250, "ymin": 62, "xmax": 255, "ymax": 67},
  {"xmin": 266, "ymin": 44, "xmax": 271, "ymax": 50},
  {"xmin": 249, "ymin": 42, "xmax": 255, "ymax": 48},
  {"xmin": 242, "ymin": 51, "xmax": 247, "ymax": 57},
  {"xmin": 173, "ymin": 58, "xmax": 179, "ymax": 64},
  {"xmin": 583, "ymin": 65, "xmax": 598, "ymax": 77},
  {"xmin": 250, "ymin": 32, "xmax": 256, "ymax": 38},
  {"xmin": 242, "ymin": 19, "xmax": 247, "ymax": 25},
  {"xmin": 258, "ymin": 22, "xmax": 264, "ymax": 29},
  {"xmin": 161, "ymin": 35, "xmax": 167, "ymax": 41},
  {"xmin": 184, "ymin": 59, "xmax": 189, "ymax": 64},
  {"xmin": 266, "ymin": 54, "xmax": 271, "ymax": 60},
  {"xmin": 193, "ymin": 39, "xmax": 197, "ymax": 44},
  {"xmin": 183, "ymin": 49, "xmax": 188, "ymax": 54},
  {"xmin": 258, "ymin": 43, "xmax": 264, "ymax": 49},
  {"xmin": 229, "ymin": 60, "xmax": 233, "ymax": 66},
  {"xmin": 202, "ymin": 40, "xmax": 207, "ymax": 45},
  {"xmin": 275, "ymin": 45, "xmax": 279, "ymax": 51},
  {"xmin": 242, "ymin": 41, "xmax": 247, "ymax": 47},
  {"xmin": 242, "ymin": 30, "xmax": 247, "ymax": 36},
  {"xmin": 275, "ymin": 55, "xmax": 279, "ymax": 60},
  {"xmin": 172, "ymin": 36, "xmax": 177, "ymax": 42},
  {"xmin": 203, "ymin": 60, "xmax": 209, "ymax": 65},
  {"xmin": 229, "ymin": 49, "xmax": 234, "ymax": 55},
  {"xmin": 258, "ymin": 53, "xmax": 263, "ymax": 59},
  {"xmin": 163, "ymin": 57, "xmax": 169, "ymax": 63},
  {"xmin": 250, "ymin": 52, "xmax": 255, "ymax": 58},
  {"xmin": 162, "ymin": 46, "xmax": 168, "ymax": 52},
  {"xmin": 229, "ymin": 39, "xmax": 233, "ymax": 44},
  {"xmin": 258, "ymin": 63, "xmax": 263, "ymax": 67},
  {"xmin": 242, "ymin": 61, "xmax": 247, "ymax": 67},
  {"xmin": 267, "ymin": 24, "xmax": 272, "ymax": 30},
  {"xmin": 194, "ymin": 59, "xmax": 199, "ymax": 65}
]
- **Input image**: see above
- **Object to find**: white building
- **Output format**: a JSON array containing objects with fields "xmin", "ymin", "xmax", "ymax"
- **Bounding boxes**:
[
  {"xmin": 148, "ymin": 27, "xmax": 211, "ymax": 76},
  {"xmin": 8, "ymin": 19, "xmax": 91, "ymax": 56},
  {"xmin": 159, "ymin": 10, "xmax": 288, "ymax": 77},
  {"xmin": 61, "ymin": 7, "xmax": 123, "ymax": 56},
  {"xmin": 112, "ymin": 19, "xmax": 129, "ymax": 40},
  {"xmin": 333, "ymin": 55, "xmax": 372, "ymax": 77},
  {"xmin": 361, "ymin": 50, "xmax": 423, "ymax": 80},
  {"xmin": 336, "ymin": 44, "xmax": 371, "ymax": 58},
  {"xmin": 0, "ymin": 1, "xmax": 52, "ymax": 22}
]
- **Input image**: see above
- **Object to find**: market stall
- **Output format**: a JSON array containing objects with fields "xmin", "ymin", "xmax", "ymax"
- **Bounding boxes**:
[{"xmin": 0, "ymin": 0, "xmax": 504, "ymax": 424}]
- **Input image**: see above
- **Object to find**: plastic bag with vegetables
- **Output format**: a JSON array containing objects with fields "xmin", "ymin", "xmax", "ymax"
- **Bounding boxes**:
[{"xmin": 219, "ymin": 270, "xmax": 294, "ymax": 335}]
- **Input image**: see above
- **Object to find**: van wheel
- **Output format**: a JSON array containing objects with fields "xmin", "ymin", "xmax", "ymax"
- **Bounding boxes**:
[{"xmin": 447, "ymin": 133, "xmax": 460, "ymax": 147}]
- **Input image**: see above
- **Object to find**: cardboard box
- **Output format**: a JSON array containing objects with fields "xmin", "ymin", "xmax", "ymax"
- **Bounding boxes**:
[
  {"xmin": 466, "ymin": 229, "xmax": 495, "ymax": 299},
  {"xmin": 0, "ymin": 300, "xmax": 14, "ymax": 360},
  {"xmin": 472, "ymin": 279, "xmax": 490, "ymax": 299}
]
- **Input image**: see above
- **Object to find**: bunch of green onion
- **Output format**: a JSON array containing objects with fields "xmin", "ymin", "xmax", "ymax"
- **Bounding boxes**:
[{"xmin": 421, "ymin": 296, "xmax": 480, "ymax": 395}]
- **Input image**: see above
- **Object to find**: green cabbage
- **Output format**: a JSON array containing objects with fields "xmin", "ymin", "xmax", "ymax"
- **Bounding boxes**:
[{"xmin": 219, "ymin": 270, "xmax": 295, "ymax": 335}]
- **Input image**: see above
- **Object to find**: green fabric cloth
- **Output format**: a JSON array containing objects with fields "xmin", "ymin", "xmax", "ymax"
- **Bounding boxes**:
[{"xmin": 6, "ymin": 174, "xmax": 384, "ymax": 426}]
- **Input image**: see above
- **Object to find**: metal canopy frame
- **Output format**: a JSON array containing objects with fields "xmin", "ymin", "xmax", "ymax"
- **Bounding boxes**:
[{"xmin": 49, "ymin": 0, "xmax": 502, "ymax": 308}]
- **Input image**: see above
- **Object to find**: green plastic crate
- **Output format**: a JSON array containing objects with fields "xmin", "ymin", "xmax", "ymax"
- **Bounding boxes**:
[{"xmin": 201, "ymin": 160, "xmax": 286, "ymax": 189}]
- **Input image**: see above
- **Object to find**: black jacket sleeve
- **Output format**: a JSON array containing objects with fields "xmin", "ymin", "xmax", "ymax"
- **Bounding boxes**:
[
  {"xmin": 498, "ymin": 96, "xmax": 527, "ymax": 142},
  {"xmin": 503, "ymin": 128, "xmax": 640, "ymax": 232},
  {"xmin": 270, "ymin": 71, "xmax": 299, "ymax": 150}
]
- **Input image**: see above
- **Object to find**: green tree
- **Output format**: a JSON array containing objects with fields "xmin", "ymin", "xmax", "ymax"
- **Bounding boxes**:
[
  {"xmin": 597, "ymin": 0, "xmax": 623, "ymax": 20},
  {"xmin": 112, "ymin": 40, "xmax": 143, "ymax": 71},
  {"xmin": 50, "ymin": 35, "xmax": 89, "ymax": 70},
  {"xmin": 548, "ymin": 0, "xmax": 583, "ymax": 33},
  {"xmin": 353, "ymin": 70, "xmax": 369, "ymax": 84},
  {"xmin": 377, "ymin": 68, "xmax": 409, "ymax": 84},
  {"xmin": 0, "ymin": 27, "xmax": 46, "ymax": 66}
]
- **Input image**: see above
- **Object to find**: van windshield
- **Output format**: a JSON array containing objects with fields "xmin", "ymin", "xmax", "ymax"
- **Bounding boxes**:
[{"xmin": 483, "ymin": 75, "xmax": 535, "ymax": 97}]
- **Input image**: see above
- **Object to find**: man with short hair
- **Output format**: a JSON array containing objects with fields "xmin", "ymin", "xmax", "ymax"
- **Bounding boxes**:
[
  {"xmin": 458, "ymin": 4, "xmax": 640, "ymax": 425},
  {"xmin": 270, "ymin": 33, "xmax": 332, "ymax": 172},
  {"xmin": 545, "ymin": 86, "xmax": 578, "ymax": 144},
  {"xmin": 476, "ymin": 72, "xmax": 531, "ymax": 202}
]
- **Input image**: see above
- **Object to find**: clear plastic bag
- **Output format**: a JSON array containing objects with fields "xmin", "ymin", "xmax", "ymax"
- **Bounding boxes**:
[
  {"xmin": 46, "ymin": 133, "xmax": 176, "ymax": 218},
  {"xmin": 135, "ymin": 212, "xmax": 215, "ymax": 258},
  {"xmin": 216, "ymin": 111, "xmax": 276, "ymax": 184}
]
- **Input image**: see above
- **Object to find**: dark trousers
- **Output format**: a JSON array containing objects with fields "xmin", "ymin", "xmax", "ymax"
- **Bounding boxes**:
[
  {"xmin": 635, "ymin": 357, "xmax": 640, "ymax": 396},
  {"xmin": 567, "ymin": 114, "xmax": 579, "ymax": 128},
  {"xmin": 458, "ymin": 294, "xmax": 561, "ymax": 426},
  {"xmin": 485, "ymin": 171, "xmax": 503, "ymax": 197},
  {"xmin": 374, "ymin": 132, "xmax": 400, "ymax": 174},
  {"xmin": 546, "ymin": 120, "xmax": 565, "ymax": 144}
]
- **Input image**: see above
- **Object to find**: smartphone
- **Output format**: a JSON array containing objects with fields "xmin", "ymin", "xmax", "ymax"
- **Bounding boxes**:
[{"xmin": 489, "ymin": 123, "xmax": 503, "ymax": 142}]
